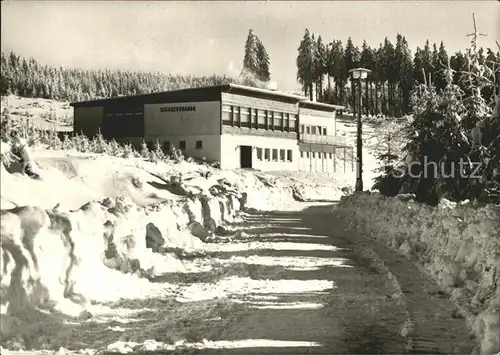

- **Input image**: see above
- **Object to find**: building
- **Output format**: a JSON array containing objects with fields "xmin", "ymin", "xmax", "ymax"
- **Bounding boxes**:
[{"xmin": 70, "ymin": 84, "xmax": 350, "ymax": 172}]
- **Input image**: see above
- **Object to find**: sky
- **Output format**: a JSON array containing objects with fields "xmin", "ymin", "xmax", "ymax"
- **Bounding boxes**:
[{"xmin": 1, "ymin": 1, "xmax": 499, "ymax": 92}]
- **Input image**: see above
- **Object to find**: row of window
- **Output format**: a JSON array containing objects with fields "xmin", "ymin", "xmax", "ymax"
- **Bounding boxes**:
[
  {"xmin": 222, "ymin": 105, "xmax": 298, "ymax": 132},
  {"xmin": 146, "ymin": 140, "xmax": 203, "ymax": 151},
  {"xmin": 256, "ymin": 148, "xmax": 293, "ymax": 163},
  {"xmin": 300, "ymin": 151, "xmax": 338, "ymax": 159},
  {"xmin": 300, "ymin": 124, "xmax": 328, "ymax": 136}
]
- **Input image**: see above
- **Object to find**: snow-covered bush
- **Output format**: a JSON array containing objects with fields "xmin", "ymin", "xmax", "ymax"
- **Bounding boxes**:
[
  {"xmin": 170, "ymin": 145, "xmax": 185, "ymax": 163},
  {"xmin": 375, "ymin": 40, "xmax": 500, "ymax": 205}
]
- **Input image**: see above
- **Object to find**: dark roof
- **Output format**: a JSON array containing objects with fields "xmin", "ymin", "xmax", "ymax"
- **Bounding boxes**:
[
  {"xmin": 70, "ymin": 84, "xmax": 308, "ymax": 108},
  {"xmin": 299, "ymin": 101, "xmax": 344, "ymax": 112},
  {"xmin": 70, "ymin": 85, "xmax": 222, "ymax": 108}
]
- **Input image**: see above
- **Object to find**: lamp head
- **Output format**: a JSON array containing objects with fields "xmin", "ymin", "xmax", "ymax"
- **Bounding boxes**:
[{"xmin": 349, "ymin": 68, "xmax": 371, "ymax": 80}]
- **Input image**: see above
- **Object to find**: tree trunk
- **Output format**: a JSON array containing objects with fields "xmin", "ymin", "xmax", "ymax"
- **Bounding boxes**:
[
  {"xmin": 388, "ymin": 83, "xmax": 392, "ymax": 116},
  {"xmin": 382, "ymin": 82, "xmax": 386, "ymax": 115},
  {"xmin": 334, "ymin": 80, "xmax": 338, "ymax": 104}
]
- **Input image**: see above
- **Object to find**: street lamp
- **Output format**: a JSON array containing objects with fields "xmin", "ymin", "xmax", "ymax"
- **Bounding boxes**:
[{"xmin": 349, "ymin": 68, "xmax": 371, "ymax": 192}]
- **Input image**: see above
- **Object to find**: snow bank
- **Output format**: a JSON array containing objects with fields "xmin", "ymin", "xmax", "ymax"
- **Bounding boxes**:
[
  {"xmin": 0, "ymin": 185, "xmax": 249, "ymax": 347},
  {"xmin": 334, "ymin": 193, "xmax": 500, "ymax": 355}
]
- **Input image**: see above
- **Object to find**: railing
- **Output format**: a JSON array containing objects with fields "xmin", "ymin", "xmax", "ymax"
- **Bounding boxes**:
[{"xmin": 299, "ymin": 133, "xmax": 349, "ymax": 146}]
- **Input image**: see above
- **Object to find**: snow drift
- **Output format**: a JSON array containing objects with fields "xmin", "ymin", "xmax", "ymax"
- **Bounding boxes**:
[
  {"xmin": 0, "ymin": 148, "xmax": 319, "ymax": 349},
  {"xmin": 333, "ymin": 193, "xmax": 500, "ymax": 355}
]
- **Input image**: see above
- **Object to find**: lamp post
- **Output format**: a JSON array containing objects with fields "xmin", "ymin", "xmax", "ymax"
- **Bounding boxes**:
[{"xmin": 349, "ymin": 68, "xmax": 371, "ymax": 192}]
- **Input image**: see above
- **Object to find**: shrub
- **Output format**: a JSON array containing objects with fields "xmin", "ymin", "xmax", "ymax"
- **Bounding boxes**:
[{"xmin": 170, "ymin": 145, "xmax": 185, "ymax": 163}]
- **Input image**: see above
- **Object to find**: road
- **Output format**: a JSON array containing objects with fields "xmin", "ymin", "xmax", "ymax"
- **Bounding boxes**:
[
  {"xmin": 167, "ymin": 204, "xmax": 472, "ymax": 355},
  {"xmin": 17, "ymin": 203, "xmax": 475, "ymax": 355}
]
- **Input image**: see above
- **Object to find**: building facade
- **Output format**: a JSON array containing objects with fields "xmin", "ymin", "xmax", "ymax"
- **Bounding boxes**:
[{"xmin": 70, "ymin": 84, "xmax": 349, "ymax": 172}]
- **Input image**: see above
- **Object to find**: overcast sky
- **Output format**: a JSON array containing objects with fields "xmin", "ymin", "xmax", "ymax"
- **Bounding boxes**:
[{"xmin": 1, "ymin": 1, "xmax": 499, "ymax": 91}]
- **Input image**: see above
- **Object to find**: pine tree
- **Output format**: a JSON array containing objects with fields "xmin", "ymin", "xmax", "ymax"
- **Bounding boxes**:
[
  {"xmin": 344, "ymin": 37, "xmax": 360, "ymax": 113},
  {"xmin": 395, "ymin": 35, "xmax": 414, "ymax": 114},
  {"xmin": 380, "ymin": 38, "xmax": 396, "ymax": 115},
  {"xmin": 360, "ymin": 41, "xmax": 375, "ymax": 115},
  {"xmin": 327, "ymin": 40, "xmax": 345, "ymax": 106},
  {"xmin": 314, "ymin": 35, "xmax": 327, "ymax": 100},
  {"xmin": 256, "ymin": 38, "xmax": 271, "ymax": 82},
  {"xmin": 243, "ymin": 29, "xmax": 259, "ymax": 77},
  {"xmin": 296, "ymin": 29, "xmax": 315, "ymax": 100}
]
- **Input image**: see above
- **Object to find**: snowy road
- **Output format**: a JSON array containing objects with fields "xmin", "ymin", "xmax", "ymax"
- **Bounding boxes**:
[{"xmin": 7, "ymin": 203, "xmax": 475, "ymax": 355}]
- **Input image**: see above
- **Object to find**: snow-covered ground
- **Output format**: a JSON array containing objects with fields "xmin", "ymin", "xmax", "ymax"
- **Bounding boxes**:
[
  {"xmin": 1, "ymin": 96, "xmax": 493, "ymax": 354},
  {"xmin": 2, "ymin": 95, "xmax": 73, "ymax": 132},
  {"xmin": 334, "ymin": 193, "xmax": 500, "ymax": 355}
]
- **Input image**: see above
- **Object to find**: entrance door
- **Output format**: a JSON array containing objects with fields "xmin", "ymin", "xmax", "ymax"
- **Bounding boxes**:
[{"xmin": 240, "ymin": 145, "xmax": 252, "ymax": 168}]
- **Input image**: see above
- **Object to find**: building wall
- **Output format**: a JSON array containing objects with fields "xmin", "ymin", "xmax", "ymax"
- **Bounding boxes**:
[
  {"xmin": 298, "ymin": 107, "xmax": 336, "ymax": 136},
  {"xmin": 74, "ymin": 106, "xmax": 104, "ymax": 137},
  {"xmin": 220, "ymin": 134, "xmax": 299, "ymax": 171},
  {"xmin": 144, "ymin": 101, "xmax": 221, "ymax": 137},
  {"xmin": 222, "ymin": 93, "xmax": 298, "ymax": 113},
  {"xmin": 142, "ymin": 101, "xmax": 222, "ymax": 162}
]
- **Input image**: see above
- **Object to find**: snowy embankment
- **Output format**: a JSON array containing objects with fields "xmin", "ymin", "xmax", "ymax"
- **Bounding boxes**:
[
  {"xmin": 1, "ymin": 146, "xmax": 333, "ymax": 349},
  {"xmin": 334, "ymin": 193, "xmax": 500, "ymax": 355}
]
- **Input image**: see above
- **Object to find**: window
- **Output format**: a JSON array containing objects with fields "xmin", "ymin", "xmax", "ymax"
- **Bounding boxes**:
[
  {"xmin": 272, "ymin": 149, "xmax": 278, "ymax": 161},
  {"xmin": 257, "ymin": 110, "xmax": 266, "ymax": 129},
  {"xmin": 222, "ymin": 105, "xmax": 231, "ymax": 126},
  {"xmin": 236, "ymin": 107, "xmax": 241, "ymax": 127},
  {"xmin": 195, "ymin": 140, "xmax": 203, "ymax": 149},
  {"xmin": 290, "ymin": 114, "xmax": 298, "ymax": 132},
  {"xmin": 275, "ymin": 112, "xmax": 283, "ymax": 131},
  {"xmin": 269, "ymin": 112, "xmax": 275, "ymax": 130},
  {"xmin": 329, "ymin": 152, "xmax": 333, "ymax": 159},
  {"xmin": 253, "ymin": 109, "xmax": 258, "ymax": 129},
  {"xmin": 317, "ymin": 126, "xmax": 322, "ymax": 135},
  {"xmin": 300, "ymin": 151, "xmax": 304, "ymax": 158},
  {"xmin": 280, "ymin": 149, "xmax": 286, "ymax": 161},
  {"xmin": 300, "ymin": 124, "xmax": 305, "ymax": 134},
  {"xmin": 323, "ymin": 127, "xmax": 327, "ymax": 135},
  {"xmin": 230, "ymin": 106, "xmax": 235, "ymax": 126},
  {"xmin": 179, "ymin": 140, "xmax": 186, "ymax": 150},
  {"xmin": 240, "ymin": 107, "xmax": 250, "ymax": 128},
  {"xmin": 312, "ymin": 152, "xmax": 316, "ymax": 158},
  {"xmin": 147, "ymin": 141, "xmax": 154, "ymax": 151},
  {"xmin": 324, "ymin": 152, "xmax": 328, "ymax": 159},
  {"xmin": 257, "ymin": 148, "xmax": 263, "ymax": 160},
  {"xmin": 287, "ymin": 150, "xmax": 293, "ymax": 162},
  {"xmin": 311, "ymin": 126, "xmax": 316, "ymax": 134},
  {"xmin": 163, "ymin": 141, "xmax": 170, "ymax": 152},
  {"xmin": 264, "ymin": 148, "xmax": 270, "ymax": 161},
  {"xmin": 306, "ymin": 125, "xmax": 311, "ymax": 134},
  {"xmin": 306, "ymin": 151, "xmax": 310, "ymax": 158},
  {"xmin": 265, "ymin": 110, "xmax": 269, "ymax": 130}
]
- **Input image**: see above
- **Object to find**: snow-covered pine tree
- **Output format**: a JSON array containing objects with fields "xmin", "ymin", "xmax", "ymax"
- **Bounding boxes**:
[
  {"xmin": 296, "ymin": 29, "xmax": 315, "ymax": 100},
  {"xmin": 243, "ymin": 29, "xmax": 259, "ymax": 78},
  {"xmin": 256, "ymin": 38, "xmax": 271, "ymax": 82}
]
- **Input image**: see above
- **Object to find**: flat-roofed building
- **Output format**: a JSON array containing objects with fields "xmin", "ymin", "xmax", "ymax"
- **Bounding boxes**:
[{"xmin": 70, "ymin": 84, "xmax": 349, "ymax": 171}]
